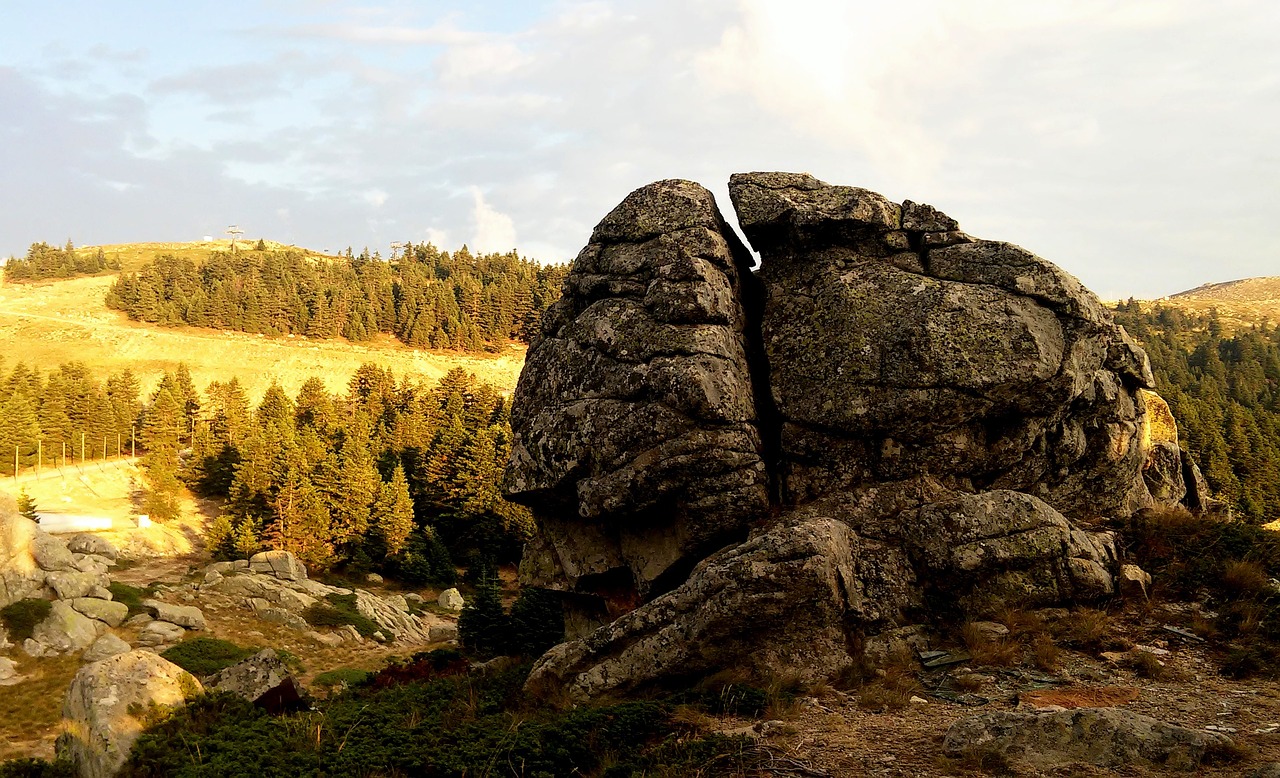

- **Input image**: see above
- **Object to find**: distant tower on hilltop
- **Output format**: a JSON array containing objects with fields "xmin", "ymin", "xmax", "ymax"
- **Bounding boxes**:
[{"xmin": 225, "ymin": 225, "xmax": 244, "ymax": 250}]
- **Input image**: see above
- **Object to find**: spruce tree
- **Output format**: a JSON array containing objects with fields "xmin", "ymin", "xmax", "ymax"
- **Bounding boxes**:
[{"xmin": 373, "ymin": 465, "xmax": 415, "ymax": 556}]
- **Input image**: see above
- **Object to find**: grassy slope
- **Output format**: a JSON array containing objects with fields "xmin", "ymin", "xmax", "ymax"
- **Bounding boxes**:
[
  {"xmin": 0, "ymin": 241, "xmax": 525, "ymax": 401},
  {"xmin": 1129, "ymin": 276, "xmax": 1280, "ymax": 331}
]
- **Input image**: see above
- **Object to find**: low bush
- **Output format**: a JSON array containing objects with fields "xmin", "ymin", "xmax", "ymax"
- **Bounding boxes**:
[
  {"xmin": 106, "ymin": 582, "xmax": 156, "ymax": 617},
  {"xmin": 161, "ymin": 638, "xmax": 256, "ymax": 677},
  {"xmin": 0, "ymin": 759, "xmax": 74, "ymax": 778},
  {"xmin": 302, "ymin": 593, "xmax": 380, "ymax": 638},
  {"xmin": 312, "ymin": 668, "xmax": 372, "ymax": 690},
  {"xmin": 119, "ymin": 664, "xmax": 759, "ymax": 777},
  {"xmin": 0, "ymin": 599, "xmax": 52, "ymax": 642}
]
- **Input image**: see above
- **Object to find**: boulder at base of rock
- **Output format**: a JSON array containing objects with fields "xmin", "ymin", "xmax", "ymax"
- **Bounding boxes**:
[
  {"xmin": 26, "ymin": 601, "xmax": 101, "ymax": 656},
  {"xmin": 1119, "ymin": 564, "xmax": 1153, "ymax": 600},
  {"xmin": 205, "ymin": 649, "xmax": 303, "ymax": 713},
  {"xmin": 0, "ymin": 656, "xmax": 19, "ymax": 685},
  {"xmin": 942, "ymin": 707, "xmax": 1232, "ymax": 772},
  {"xmin": 248, "ymin": 550, "xmax": 308, "ymax": 581},
  {"xmin": 57, "ymin": 650, "xmax": 202, "ymax": 778},
  {"xmin": 137, "ymin": 620, "xmax": 186, "ymax": 647},
  {"xmin": 82, "ymin": 633, "xmax": 131, "ymax": 663},
  {"xmin": 437, "ymin": 588, "xmax": 465, "ymax": 611},
  {"xmin": 67, "ymin": 534, "xmax": 119, "ymax": 561},
  {"xmin": 527, "ymin": 518, "xmax": 861, "ymax": 701},
  {"xmin": 141, "ymin": 599, "xmax": 206, "ymax": 630},
  {"xmin": 46, "ymin": 571, "xmax": 109, "ymax": 601}
]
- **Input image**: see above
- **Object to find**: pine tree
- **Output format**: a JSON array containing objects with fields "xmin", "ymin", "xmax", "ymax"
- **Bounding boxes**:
[
  {"xmin": 373, "ymin": 465, "xmax": 415, "ymax": 556},
  {"xmin": 458, "ymin": 571, "xmax": 512, "ymax": 659},
  {"xmin": 16, "ymin": 489, "xmax": 39, "ymax": 523}
]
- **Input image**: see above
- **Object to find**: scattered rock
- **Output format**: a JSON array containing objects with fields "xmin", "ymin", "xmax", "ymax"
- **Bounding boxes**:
[
  {"xmin": 26, "ymin": 601, "xmax": 101, "ymax": 656},
  {"xmin": 72, "ymin": 555, "xmax": 112, "ymax": 575},
  {"xmin": 46, "ymin": 571, "xmax": 110, "ymax": 601},
  {"xmin": 69, "ymin": 598, "xmax": 129, "ymax": 628},
  {"xmin": 123, "ymin": 613, "xmax": 152, "ymax": 628},
  {"xmin": 965, "ymin": 621, "xmax": 1010, "ymax": 643},
  {"xmin": 205, "ymin": 649, "xmax": 303, "ymax": 712},
  {"xmin": 0, "ymin": 656, "xmax": 19, "ymax": 685},
  {"xmin": 1119, "ymin": 564, "xmax": 1153, "ymax": 600},
  {"xmin": 32, "ymin": 531, "xmax": 77, "ymax": 573},
  {"xmin": 365, "ymin": 573, "xmax": 384, "ymax": 584},
  {"xmin": 256, "ymin": 607, "xmax": 308, "ymax": 631},
  {"xmin": 308, "ymin": 630, "xmax": 343, "ymax": 648},
  {"xmin": 404, "ymin": 593, "xmax": 425, "ymax": 605},
  {"xmin": 56, "ymin": 650, "xmax": 202, "ymax": 778},
  {"xmin": 141, "ymin": 599, "xmax": 206, "ymax": 630},
  {"xmin": 137, "ymin": 620, "xmax": 186, "ymax": 648},
  {"xmin": 67, "ymin": 534, "xmax": 118, "ymax": 561},
  {"xmin": 248, "ymin": 550, "xmax": 308, "ymax": 581},
  {"xmin": 82, "ymin": 633, "xmax": 131, "ymax": 663},
  {"xmin": 437, "ymin": 588, "xmax": 465, "ymax": 611},
  {"xmin": 943, "ymin": 707, "xmax": 1232, "ymax": 771}
]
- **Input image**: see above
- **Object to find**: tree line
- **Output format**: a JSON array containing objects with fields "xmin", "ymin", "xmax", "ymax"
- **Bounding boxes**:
[
  {"xmin": 2, "ymin": 241, "xmax": 120, "ymax": 282},
  {"xmin": 105, "ymin": 244, "xmax": 567, "ymax": 351},
  {"xmin": 0, "ymin": 359, "xmax": 142, "ymax": 475},
  {"xmin": 1114, "ymin": 301, "xmax": 1280, "ymax": 522}
]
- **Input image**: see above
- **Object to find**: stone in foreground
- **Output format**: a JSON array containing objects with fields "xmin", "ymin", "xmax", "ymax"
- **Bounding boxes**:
[
  {"xmin": 57, "ymin": 650, "xmax": 202, "ymax": 778},
  {"xmin": 942, "ymin": 707, "xmax": 1232, "ymax": 771}
]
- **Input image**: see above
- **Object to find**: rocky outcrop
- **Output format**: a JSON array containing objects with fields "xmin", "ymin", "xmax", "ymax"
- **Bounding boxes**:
[
  {"xmin": 1, "ymin": 496, "xmax": 43, "ymax": 608},
  {"xmin": 505, "ymin": 180, "xmax": 771, "ymax": 617},
  {"xmin": 728, "ymin": 172, "xmax": 1152, "ymax": 517},
  {"xmin": 57, "ymin": 650, "xmax": 202, "ymax": 778},
  {"xmin": 249, "ymin": 550, "xmax": 308, "ymax": 581},
  {"xmin": 942, "ymin": 707, "xmax": 1233, "ymax": 771},
  {"xmin": 24, "ymin": 601, "xmax": 101, "ymax": 657},
  {"xmin": 509, "ymin": 173, "xmax": 1186, "ymax": 701}
]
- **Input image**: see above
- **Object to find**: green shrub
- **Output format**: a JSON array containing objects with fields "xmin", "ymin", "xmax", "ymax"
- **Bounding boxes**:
[
  {"xmin": 312, "ymin": 668, "xmax": 371, "ymax": 689},
  {"xmin": 106, "ymin": 582, "xmax": 156, "ymax": 617},
  {"xmin": 458, "ymin": 575, "xmax": 511, "ymax": 659},
  {"xmin": 0, "ymin": 599, "xmax": 52, "ymax": 642},
  {"xmin": 302, "ymin": 593, "xmax": 380, "ymax": 638},
  {"xmin": 508, "ymin": 587, "xmax": 564, "ymax": 658},
  {"xmin": 119, "ymin": 663, "xmax": 759, "ymax": 778},
  {"xmin": 0, "ymin": 758, "xmax": 74, "ymax": 778},
  {"xmin": 161, "ymin": 638, "xmax": 256, "ymax": 677},
  {"xmin": 390, "ymin": 529, "xmax": 456, "ymax": 587}
]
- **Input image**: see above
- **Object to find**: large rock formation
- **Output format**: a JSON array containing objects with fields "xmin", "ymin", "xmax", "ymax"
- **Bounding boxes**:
[
  {"xmin": 508, "ymin": 173, "xmax": 1187, "ymax": 701},
  {"xmin": 0, "ymin": 494, "xmax": 43, "ymax": 608},
  {"xmin": 506, "ymin": 180, "xmax": 771, "ymax": 626}
]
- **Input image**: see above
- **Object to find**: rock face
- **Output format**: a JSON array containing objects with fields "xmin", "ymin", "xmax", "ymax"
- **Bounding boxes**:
[
  {"xmin": 25, "ymin": 601, "xmax": 101, "ymax": 657},
  {"xmin": 505, "ymin": 179, "xmax": 771, "ymax": 618},
  {"xmin": 942, "ymin": 707, "xmax": 1232, "ymax": 771},
  {"xmin": 0, "ymin": 495, "xmax": 43, "ymax": 608},
  {"xmin": 509, "ymin": 173, "xmax": 1186, "ymax": 701},
  {"xmin": 57, "ymin": 650, "xmax": 202, "ymax": 778},
  {"xmin": 206, "ymin": 649, "xmax": 302, "ymax": 712}
]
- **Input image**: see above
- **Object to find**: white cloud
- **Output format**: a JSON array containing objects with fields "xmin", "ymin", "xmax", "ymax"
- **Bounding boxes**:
[
  {"xmin": 364, "ymin": 189, "xmax": 389, "ymax": 208},
  {"xmin": 470, "ymin": 186, "xmax": 517, "ymax": 254}
]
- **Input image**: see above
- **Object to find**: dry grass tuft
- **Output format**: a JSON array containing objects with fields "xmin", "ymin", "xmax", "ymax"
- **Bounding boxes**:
[
  {"xmin": 856, "ymin": 664, "xmax": 923, "ymax": 711},
  {"xmin": 1131, "ymin": 650, "xmax": 1167, "ymax": 680},
  {"xmin": 1221, "ymin": 560, "xmax": 1272, "ymax": 600},
  {"xmin": 1030, "ymin": 634, "xmax": 1061, "ymax": 672},
  {"xmin": 960, "ymin": 622, "xmax": 1020, "ymax": 667}
]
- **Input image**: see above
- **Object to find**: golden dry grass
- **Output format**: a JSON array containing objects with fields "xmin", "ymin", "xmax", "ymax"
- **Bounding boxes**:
[
  {"xmin": 0, "ymin": 268, "xmax": 525, "ymax": 401},
  {"xmin": 0, "ymin": 654, "xmax": 81, "ymax": 761}
]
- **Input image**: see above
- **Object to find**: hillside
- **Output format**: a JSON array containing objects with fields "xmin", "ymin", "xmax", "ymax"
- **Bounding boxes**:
[
  {"xmin": 0, "ymin": 260, "xmax": 525, "ymax": 401},
  {"xmin": 1130, "ymin": 275, "xmax": 1280, "ymax": 331}
]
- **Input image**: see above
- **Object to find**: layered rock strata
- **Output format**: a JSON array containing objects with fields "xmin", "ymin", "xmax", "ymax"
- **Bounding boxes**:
[{"xmin": 508, "ymin": 173, "xmax": 1195, "ymax": 701}]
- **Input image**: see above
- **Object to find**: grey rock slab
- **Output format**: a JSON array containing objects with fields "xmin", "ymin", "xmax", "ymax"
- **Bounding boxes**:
[
  {"xmin": 137, "ymin": 620, "xmax": 187, "ymax": 647},
  {"xmin": 32, "ymin": 531, "xmax": 77, "ymax": 572},
  {"xmin": 248, "ymin": 550, "xmax": 308, "ymax": 581},
  {"xmin": 206, "ymin": 648, "xmax": 301, "ymax": 706},
  {"xmin": 942, "ymin": 707, "xmax": 1232, "ymax": 771},
  {"xmin": 141, "ymin": 599, "xmax": 206, "ymax": 630},
  {"xmin": 70, "ymin": 598, "xmax": 129, "ymax": 628},
  {"xmin": 82, "ymin": 633, "xmax": 131, "ymax": 663},
  {"xmin": 67, "ymin": 534, "xmax": 118, "ymax": 561},
  {"xmin": 46, "ymin": 570, "xmax": 108, "ymax": 600},
  {"xmin": 27, "ymin": 600, "xmax": 101, "ymax": 656}
]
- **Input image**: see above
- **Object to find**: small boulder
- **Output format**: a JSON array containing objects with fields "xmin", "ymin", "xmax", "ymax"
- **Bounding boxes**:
[
  {"xmin": 45, "ymin": 571, "xmax": 108, "ymax": 601},
  {"xmin": 308, "ymin": 630, "xmax": 344, "ymax": 648},
  {"xmin": 69, "ymin": 598, "xmax": 129, "ymax": 628},
  {"xmin": 82, "ymin": 633, "xmax": 131, "ymax": 663},
  {"xmin": 365, "ymin": 573, "xmax": 384, "ymax": 584},
  {"xmin": 248, "ymin": 550, "xmax": 308, "ymax": 581},
  {"xmin": 943, "ymin": 707, "xmax": 1232, "ymax": 771},
  {"xmin": 72, "ymin": 555, "xmax": 112, "ymax": 575},
  {"xmin": 0, "ymin": 656, "xmax": 19, "ymax": 685},
  {"xmin": 26, "ymin": 601, "xmax": 101, "ymax": 656},
  {"xmin": 256, "ymin": 607, "xmax": 309, "ymax": 631},
  {"xmin": 32, "ymin": 531, "xmax": 76, "ymax": 572},
  {"xmin": 205, "ymin": 648, "xmax": 303, "ymax": 713},
  {"xmin": 437, "ymin": 588, "xmax": 465, "ymax": 611},
  {"xmin": 141, "ymin": 599, "xmax": 206, "ymax": 630},
  {"xmin": 57, "ymin": 650, "xmax": 202, "ymax": 778},
  {"xmin": 67, "ymin": 534, "xmax": 119, "ymax": 561},
  {"xmin": 1119, "ymin": 564, "xmax": 1153, "ymax": 601},
  {"xmin": 137, "ymin": 620, "xmax": 186, "ymax": 647}
]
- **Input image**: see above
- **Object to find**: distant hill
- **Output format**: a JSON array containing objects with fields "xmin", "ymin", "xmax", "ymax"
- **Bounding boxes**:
[{"xmin": 1124, "ymin": 276, "xmax": 1280, "ymax": 331}]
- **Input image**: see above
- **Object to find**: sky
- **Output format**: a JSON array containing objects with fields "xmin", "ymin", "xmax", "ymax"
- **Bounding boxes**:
[{"xmin": 1, "ymin": 0, "xmax": 1277, "ymax": 300}]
